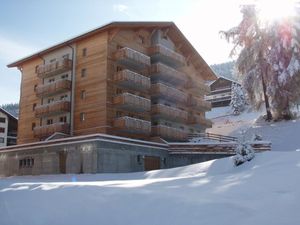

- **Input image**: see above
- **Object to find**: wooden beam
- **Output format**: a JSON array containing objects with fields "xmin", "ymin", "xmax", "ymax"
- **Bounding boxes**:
[{"xmin": 108, "ymin": 28, "xmax": 120, "ymax": 41}]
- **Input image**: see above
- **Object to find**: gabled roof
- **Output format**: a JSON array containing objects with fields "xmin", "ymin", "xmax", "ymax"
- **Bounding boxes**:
[
  {"xmin": 7, "ymin": 21, "xmax": 217, "ymax": 80},
  {"xmin": 208, "ymin": 76, "xmax": 240, "ymax": 86},
  {"xmin": 0, "ymin": 107, "xmax": 18, "ymax": 121}
]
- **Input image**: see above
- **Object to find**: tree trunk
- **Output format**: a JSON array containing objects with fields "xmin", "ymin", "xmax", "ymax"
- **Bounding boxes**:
[{"xmin": 261, "ymin": 64, "xmax": 272, "ymax": 121}]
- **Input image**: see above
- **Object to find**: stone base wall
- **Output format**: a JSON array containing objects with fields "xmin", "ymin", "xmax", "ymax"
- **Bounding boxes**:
[{"xmin": 0, "ymin": 138, "xmax": 169, "ymax": 177}]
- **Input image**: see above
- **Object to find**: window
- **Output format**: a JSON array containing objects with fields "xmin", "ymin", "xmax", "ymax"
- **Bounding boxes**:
[
  {"xmin": 80, "ymin": 90, "xmax": 86, "ymax": 99},
  {"xmin": 138, "ymin": 35, "xmax": 145, "ymax": 44},
  {"xmin": 61, "ymin": 74, "xmax": 69, "ymax": 79},
  {"xmin": 35, "ymin": 65, "xmax": 39, "ymax": 73},
  {"xmin": 49, "ymin": 78, "xmax": 55, "ymax": 83},
  {"xmin": 0, "ymin": 137, "xmax": 4, "ymax": 143},
  {"xmin": 80, "ymin": 113, "xmax": 86, "ymax": 122},
  {"xmin": 162, "ymin": 33, "xmax": 168, "ymax": 40},
  {"xmin": 48, "ymin": 98, "xmax": 54, "ymax": 104},
  {"xmin": 0, "ymin": 127, "xmax": 5, "ymax": 133},
  {"xmin": 82, "ymin": 48, "xmax": 87, "ymax": 57},
  {"xmin": 32, "ymin": 123, "xmax": 36, "ymax": 131},
  {"xmin": 60, "ymin": 116, "xmax": 67, "ymax": 123},
  {"xmin": 60, "ymin": 95, "xmax": 68, "ymax": 101},
  {"xmin": 116, "ymin": 66, "xmax": 122, "ymax": 72},
  {"xmin": 0, "ymin": 117, "xmax": 6, "ymax": 123},
  {"xmin": 116, "ymin": 111, "xmax": 122, "ymax": 117},
  {"xmin": 33, "ymin": 103, "xmax": 37, "ymax": 111},
  {"xmin": 62, "ymin": 54, "xmax": 69, "ymax": 59},
  {"xmin": 81, "ymin": 68, "xmax": 86, "ymax": 77},
  {"xmin": 50, "ymin": 58, "xmax": 56, "ymax": 63},
  {"xmin": 137, "ymin": 155, "xmax": 142, "ymax": 165},
  {"xmin": 34, "ymin": 84, "xmax": 38, "ymax": 91},
  {"xmin": 47, "ymin": 119, "xmax": 53, "ymax": 125},
  {"xmin": 116, "ymin": 88, "xmax": 122, "ymax": 94},
  {"xmin": 19, "ymin": 157, "xmax": 34, "ymax": 169}
]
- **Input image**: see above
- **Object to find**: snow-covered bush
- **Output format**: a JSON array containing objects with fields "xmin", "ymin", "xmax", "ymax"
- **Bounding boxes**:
[
  {"xmin": 252, "ymin": 134, "xmax": 262, "ymax": 141},
  {"xmin": 233, "ymin": 141, "xmax": 255, "ymax": 166},
  {"xmin": 230, "ymin": 83, "xmax": 246, "ymax": 115}
]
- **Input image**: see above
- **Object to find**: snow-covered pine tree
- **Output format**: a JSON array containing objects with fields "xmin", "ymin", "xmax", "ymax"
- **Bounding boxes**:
[
  {"xmin": 221, "ymin": 4, "xmax": 300, "ymax": 121},
  {"xmin": 230, "ymin": 83, "xmax": 246, "ymax": 115},
  {"xmin": 233, "ymin": 131, "xmax": 255, "ymax": 166}
]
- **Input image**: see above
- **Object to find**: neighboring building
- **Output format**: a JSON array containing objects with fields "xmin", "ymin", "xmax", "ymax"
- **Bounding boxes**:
[
  {"xmin": 8, "ymin": 22, "xmax": 216, "ymax": 145},
  {"xmin": 0, "ymin": 108, "xmax": 18, "ymax": 147},
  {"xmin": 205, "ymin": 76, "xmax": 240, "ymax": 107}
]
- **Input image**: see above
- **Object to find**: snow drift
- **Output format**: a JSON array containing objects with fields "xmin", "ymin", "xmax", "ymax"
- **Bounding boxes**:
[{"xmin": 1, "ymin": 151, "xmax": 300, "ymax": 225}]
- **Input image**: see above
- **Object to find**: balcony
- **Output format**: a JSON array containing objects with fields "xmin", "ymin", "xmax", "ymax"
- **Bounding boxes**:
[
  {"xmin": 35, "ymin": 100, "xmax": 71, "ymax": 118},
  {"xmin": 152, "ymin": 125, "xmax": 188, "ymax": 141},
  {"xmin": 185, "ymin": 79, "xmax": 210, "ymax": 95},
  {"xmin": 113, "ymin": 47, "xmax": 151, "ymax": 70},
  {"xmin": 113, "ymin": 93, "xmax": 151, "ymax": 113},
  {"xmin": 36, "ymin": 58, "xmax": 72, "ymax": 78},
  {"xmin": 205, "ymin": 92, "xmax": 231, "ymax": 103},
  {"xmin": 188, "ymin": 115, "xmax": 212, "ymax": 128},
  {"xmin": 149, "ymin": 63, "xmax": 186, "ymax": 86},
  {"xmin": 114, "ymin": 116, "xmax": 151, "ymax": 134},
  {"xmin": 148, "ymin": 44, "xmax": 185, "ymax": 68},
  {"xmin": 188, "ymin": 95, "xmax": 211, "ymax": 111},
  {"xmin": 33, "ymin": 122, "xmax": 70, "ymax": 139},
  {"xmin": 113, "ymin": 69, "xmax": 150, "ymax": 92},
  {"xmin": 151, "ymin": 104, "xmax": 188, "ymax": 122},
  {"xmin": 35, "ymin": 79, "xmax": 72, "ymax": 97},
  {"xmin": 151, "ymin": 83, "xmax": 188, "ymax": 104}
]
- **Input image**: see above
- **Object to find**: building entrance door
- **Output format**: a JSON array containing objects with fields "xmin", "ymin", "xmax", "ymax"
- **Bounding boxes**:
[
  {"xmin": 59, "ymin": 152, "xmax": 67, "ymax": 174},
  {"xmin": 144, "ymin": 156, "xmax": 160, "ymax": 171}
]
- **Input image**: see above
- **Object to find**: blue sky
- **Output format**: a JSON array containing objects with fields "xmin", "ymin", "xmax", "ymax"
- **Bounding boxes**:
[{"xmin": 0, "ymin": 0, "xmax": 241, "ymax": 105}]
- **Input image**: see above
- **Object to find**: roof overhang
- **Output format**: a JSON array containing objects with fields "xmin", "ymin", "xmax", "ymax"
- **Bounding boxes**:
[{"xmin": 7, "ymin": 21, "xmax": 217, "ymax": 80}]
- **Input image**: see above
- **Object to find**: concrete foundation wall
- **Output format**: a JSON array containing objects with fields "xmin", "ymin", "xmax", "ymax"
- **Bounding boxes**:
[
  {"xmin": 169, "ymin": 153, "xmax": 233, "ymax": 168},
  {"xmin": 0, "ymin": 139, "xmax": 169, "ymax": 177}
]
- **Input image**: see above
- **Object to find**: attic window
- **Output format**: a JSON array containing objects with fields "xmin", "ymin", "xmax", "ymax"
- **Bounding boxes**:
[
  {"xmin": 82, "ymin": 48, "xmax": 87, "ymax": 57},
  {"xmin": 162, "ymin": 33, "xmax": 168, "ymax": 40},
  {"xmin": 138, "ymin": 35, "xmax": 145, "ymax": 44}
]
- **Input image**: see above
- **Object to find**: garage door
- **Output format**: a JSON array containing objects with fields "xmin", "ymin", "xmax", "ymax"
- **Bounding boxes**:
[{"xmin": 144, "ymin": 156, "xmax": 160, "ymax": 171}]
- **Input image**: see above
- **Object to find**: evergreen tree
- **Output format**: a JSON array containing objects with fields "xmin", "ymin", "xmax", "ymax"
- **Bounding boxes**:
[
  {"xmin": 230, "ymin": 83, "xmax": 246, "ymax": 115},
  {"xmin": 221, "ymin": 4, "xmax": 300, "ymax": 121}
]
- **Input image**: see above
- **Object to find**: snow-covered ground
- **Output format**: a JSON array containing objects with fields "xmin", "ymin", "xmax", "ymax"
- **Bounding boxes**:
[
  {"xmin": 1, "ymin": 106, "xmax": 300, "ymax": 225},
  {"xmin": 1, "ymin": 151, "xmax": 300, "ymax": 225},
  {"xmin": 207, "ymin": 106, "xmax": 300, "ymax": 151}
]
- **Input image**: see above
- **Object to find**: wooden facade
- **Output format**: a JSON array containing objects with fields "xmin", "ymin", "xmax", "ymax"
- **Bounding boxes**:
[
  {"xmin": 8, "ymin": 22, "xmax": 216, "ymax": 144},
  {"xmin": 205, "ymin": 76, "xmax": 240, "ymax": 107}
]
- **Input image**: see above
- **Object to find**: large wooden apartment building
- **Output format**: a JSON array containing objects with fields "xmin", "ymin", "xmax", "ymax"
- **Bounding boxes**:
[{"xmin": 8, "ymin": 22, "xmax": 216, "ymax": 145}]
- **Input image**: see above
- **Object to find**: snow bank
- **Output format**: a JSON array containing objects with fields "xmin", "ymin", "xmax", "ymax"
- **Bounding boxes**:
[{"xmin": 1, "ymin": 151, "xmax": 300, "ymax": 225}]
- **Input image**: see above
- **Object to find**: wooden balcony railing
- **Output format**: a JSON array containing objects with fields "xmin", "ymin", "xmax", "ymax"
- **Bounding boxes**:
[
  {"xmin": 114, "ymin": 116, "xmax": 151, "ymax": 134},
  {"xmin": 151, "ymin": 104, "xmax": 188, "ymax": 122},
  {"xmin": 113, "ymin": 93, "xmax": 151, "ymax": 112},
  {"xmin": 36, "ymin": 58, "xmax": 72, "ymax": 78},
  {"xmin": 185, "ymin": 79, "xmax": 210, "ymax": 95},
  {"xmin": 35, "ymin": 79, "xmax": 72, "ymax": 97},
  {"xmin": 152, "ymin": 125, "xmax": 188, "ymax": 141},
  {"xmin": 33, "ymin": 122, "xmax": 70, "ymax": 139},
  {"xmin": 187, "ymin": 95, "xmax": 211, "ymax": 111},
  {"xmin": 148, "ymin": 44, "xmax": 185, "ymax": 68},
  {"xmin": 113, "ymin": 69, "xmax": 151, "ymax": 92},
  {"xmin": 150, "ymin": 63, "xmax": 186, "ymax": 86},
  {"xmin": 188, "ymin": 115, "xmax": 212, "ymax": 128},
  {"xmin": 151, "ymin": 83, "xmax": 188, "ymax": 104},
  {"xmin": 113, "ymin": 47, "xmax": 151, "ymax": 70},
  {"xmin": 35, "ymin": 100, "xmax": 71, "ymax": 118}
]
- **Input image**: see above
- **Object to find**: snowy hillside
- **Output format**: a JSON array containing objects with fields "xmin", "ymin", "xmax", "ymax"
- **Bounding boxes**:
[
  {"xmin": 207, "ymin": 106, "xmax": 300, "ymax": 151},
  {"xmin": 1, "ymin": 151, "xmax": 300, "ymax": 225}
]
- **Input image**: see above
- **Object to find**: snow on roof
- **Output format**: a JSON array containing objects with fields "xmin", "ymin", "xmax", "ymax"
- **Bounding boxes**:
[
  {"xmin": 0, "ymin": 107, "xmax": 18, "ymax": 121},
  {"xmin": 208, "ymin": 76, "xmax": 240, "ymax": 86}
]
